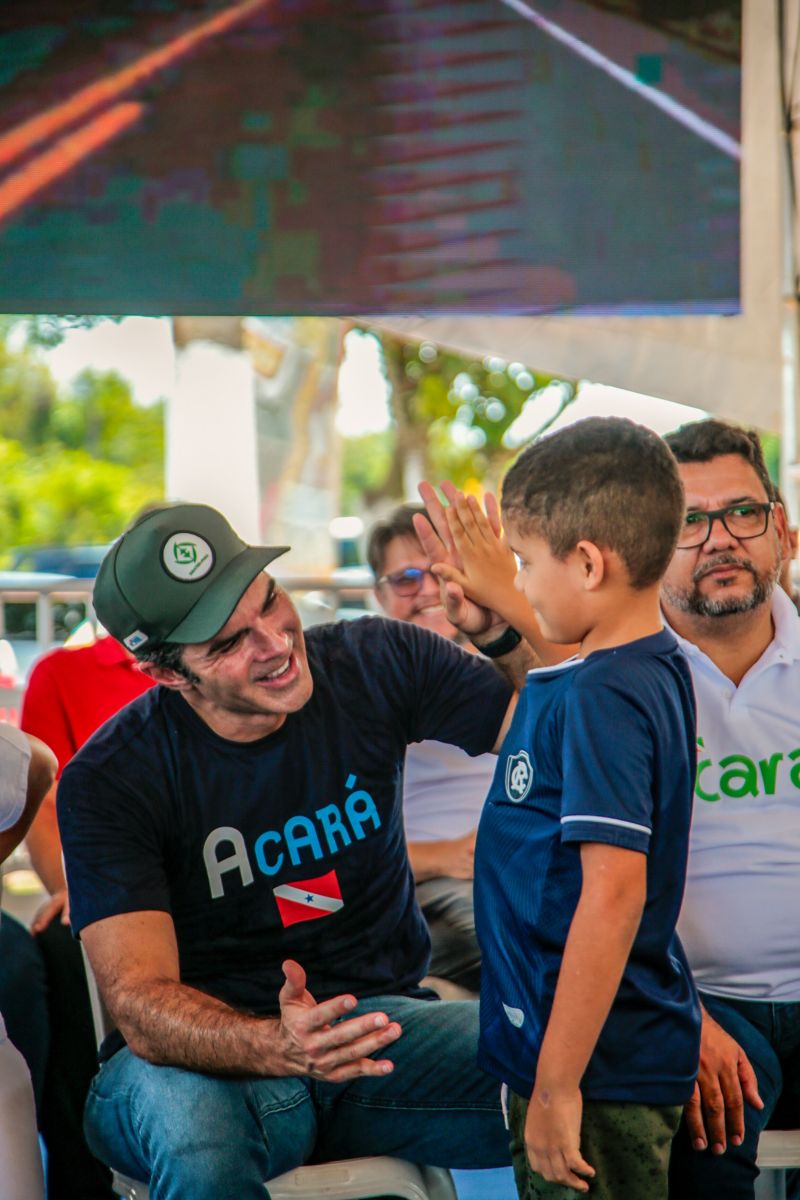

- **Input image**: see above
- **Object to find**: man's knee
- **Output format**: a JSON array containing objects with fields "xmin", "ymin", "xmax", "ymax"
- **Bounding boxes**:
[
  {"xmin": 90, "ymin": 1052, "xmax": 252, "ymax": 1141},
  {"xmin": 86, "ymin": 1051, "xmax": 317, "ymax": 1187}
]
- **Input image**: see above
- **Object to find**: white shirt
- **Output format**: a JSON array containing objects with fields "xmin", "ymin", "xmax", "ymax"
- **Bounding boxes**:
[
  {"xmin": 671, "ymin": 589, "xmax": 800, "ymax": 1000},
  {"xmin": 0, "ymin": 722, "xmax": 30, "ymax": 1038},
  {"xmin": 0, "ymin": 723, "xmax": 30, "ymax": 834},
  {"xmin": 403, "ymin": 740, "xmax": 496, "ymax": 843}
]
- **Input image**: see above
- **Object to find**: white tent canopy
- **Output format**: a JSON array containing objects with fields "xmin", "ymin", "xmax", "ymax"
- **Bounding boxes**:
[{"xmin": 372, "ymin": 0, "xmax": 789, "ymax": 439}]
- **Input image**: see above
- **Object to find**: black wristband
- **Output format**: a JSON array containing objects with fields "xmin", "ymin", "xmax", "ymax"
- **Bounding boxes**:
[{"xmin": 471, "ymin": 625, "xmax": 522, "ymax": 658}]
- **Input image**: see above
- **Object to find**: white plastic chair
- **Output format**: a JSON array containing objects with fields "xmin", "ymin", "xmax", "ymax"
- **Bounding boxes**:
[
  {"xmin": 112, "ymin": 1158, "xmax": 456, "ymax": 1200},
  {"xmin": 754, "ymin": 1129, "xmax": 800, "ymax": 1200},
  {"xmin": 81, "ymin": 949, "xmax": 456, "ymax": 1200}
]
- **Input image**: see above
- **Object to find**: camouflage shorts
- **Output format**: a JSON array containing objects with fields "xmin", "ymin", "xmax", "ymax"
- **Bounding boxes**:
[{"xmin": 508, "ymin": 1090, "xmax": 682, "ymax": 1200}]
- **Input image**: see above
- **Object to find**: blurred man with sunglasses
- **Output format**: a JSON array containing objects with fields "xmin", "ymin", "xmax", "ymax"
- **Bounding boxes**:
[
  {"xmin": 658, "ymin": 419, "xmax": 800, "ymax": 1200},
  {"xmin": 368, "ymin": 505, "xmax": 495, "ymax": 994}
]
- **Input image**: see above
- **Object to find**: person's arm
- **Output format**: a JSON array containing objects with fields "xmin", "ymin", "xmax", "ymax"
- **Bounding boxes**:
[
  {"xmin": 682, "ymin": 1005, "xmax": 762, "ymax": 1155},
  {"xmin": 81, "ymin": 910, "xmax": 403, "ymax": 1080},
  {"xmin": 25, "ymin": 781, "xmax": 70, "ymax": 932},
  {"xmin": 407, "ymin": 830, "xmax": 475, "ymax": 882},
  {"xmin": 19, "ymin": 658, "xmax": 75, "ymax": 927},
  {"xmin": 0, "ymin": 734, "xmax": 58, "ymax": 864},
  {"xmin": 524, "ymin": 843, "xmax": 647, "ymax": 1193}
]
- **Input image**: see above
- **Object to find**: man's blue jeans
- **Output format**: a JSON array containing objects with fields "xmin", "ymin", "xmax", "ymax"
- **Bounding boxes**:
[
  {"xmin": 669, "ymin": 991, "xmax": 800, "ymax": 1200},
  {"xmin": 83, "ymin": 996, "xmax": 510, "ymax": 1200}
]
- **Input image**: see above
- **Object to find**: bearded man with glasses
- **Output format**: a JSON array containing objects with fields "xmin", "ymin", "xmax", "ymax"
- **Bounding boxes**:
[
  {"xmin": 367, "ymin": 504, "xmax": 495, "ymax": 995},
  {"xmin": 658, "ymin": 419, "xmax": 800, "ymax": 1200},
  {"xmin": 666, "ymin": 499, "xmax": 778, "ymax": 616}
]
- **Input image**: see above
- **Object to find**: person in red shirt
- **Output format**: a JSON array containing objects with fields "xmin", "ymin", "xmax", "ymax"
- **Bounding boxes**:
[
  {"xmin": 24, "ymin": 634, "xmax": 153, "ymax": 766},
  {"xmin": 0, "ymin": 633, "xmax": 154, "ymax": 1200}
]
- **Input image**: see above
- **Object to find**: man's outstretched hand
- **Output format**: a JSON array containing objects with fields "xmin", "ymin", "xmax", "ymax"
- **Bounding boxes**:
[{"xmin": 275, "ymin": 960, "xmax": 401, "ymax": 1083}]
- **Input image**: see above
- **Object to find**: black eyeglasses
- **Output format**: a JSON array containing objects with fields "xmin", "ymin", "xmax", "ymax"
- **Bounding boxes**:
[
  {"xmin": 376, "ymin": 567, "xmax": 437, "ymax": 596},
  {"xmin": 676, "ymin": 501, "xmax": 774, "ymax": 549}
]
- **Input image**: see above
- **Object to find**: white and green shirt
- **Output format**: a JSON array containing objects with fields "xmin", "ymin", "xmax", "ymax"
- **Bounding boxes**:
[{"xmin": 671, "ymin": 588, "xmax": 800, "ymax": 1001}]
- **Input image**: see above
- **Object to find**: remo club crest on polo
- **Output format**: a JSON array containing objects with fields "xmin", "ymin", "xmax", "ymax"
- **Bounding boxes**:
[
  {"xmin": 162, "ymin": 532, "xmax": 215, "ymax": 581},
  {"xmin": 505, "ymin": 749, "xmax": 533, "ymax": 803}
]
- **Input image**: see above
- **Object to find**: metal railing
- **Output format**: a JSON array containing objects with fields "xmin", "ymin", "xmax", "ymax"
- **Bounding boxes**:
[{"xmin": 0, "ymin": 567, "xmax": 378, "ymax": 702}]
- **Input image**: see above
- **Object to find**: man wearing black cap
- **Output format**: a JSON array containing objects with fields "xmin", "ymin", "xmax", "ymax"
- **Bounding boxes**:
[{"xmin": 57, "ymin": 503, "xmax": 523, "ymax": 1200}]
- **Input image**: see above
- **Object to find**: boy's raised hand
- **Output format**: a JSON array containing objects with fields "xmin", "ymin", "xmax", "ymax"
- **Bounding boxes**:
[
  {"xmin": 414, "ymin": 481, "xmax": 500, "ymax": 638},
  {"xmin": 525, "ymin": 1083, "xmax": 595, "ymax": 1193},
  {"xmin": 417, "ymin": 480, "xmax": 556, "ymax": 662},
  {"xmin": 438, "ymin": 482, "xmax": 519, "ymax": 618}
]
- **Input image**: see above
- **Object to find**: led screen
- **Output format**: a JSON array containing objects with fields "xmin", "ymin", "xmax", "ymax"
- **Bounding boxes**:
[{"xmin": 0, "ymin": 0, "xmax": 740, "ymax": 314}]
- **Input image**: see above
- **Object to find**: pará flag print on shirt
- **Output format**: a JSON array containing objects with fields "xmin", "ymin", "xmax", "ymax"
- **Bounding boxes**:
[{"xmin": 273, "ymin": 869, "xmax": 344, "ymax": 928}]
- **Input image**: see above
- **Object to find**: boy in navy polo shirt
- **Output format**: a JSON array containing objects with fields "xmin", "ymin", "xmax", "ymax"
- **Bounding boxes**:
[{"xmin": 420, "ymin": 417, "xmax": 701, "ymax": 1200}]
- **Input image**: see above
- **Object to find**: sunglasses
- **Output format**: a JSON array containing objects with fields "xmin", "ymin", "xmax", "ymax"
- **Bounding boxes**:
[{"xmin": 376, "ymin": 566, "xmax": 438, "ymax": 596}]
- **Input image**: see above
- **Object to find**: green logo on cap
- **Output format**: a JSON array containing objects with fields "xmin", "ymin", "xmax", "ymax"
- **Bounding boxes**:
[
  {"xmin": 162, "ymin": 532, "xmax": 215, "ymax": 581},
  {"xmin": 174, "ymin": 542, "xmax": 199, "ymax": 564}
]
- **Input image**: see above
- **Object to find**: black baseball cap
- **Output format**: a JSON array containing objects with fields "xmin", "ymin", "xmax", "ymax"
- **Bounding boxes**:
[{"xmin": 94, "ymin": 503, "xmax": 289, "ymax": 651}]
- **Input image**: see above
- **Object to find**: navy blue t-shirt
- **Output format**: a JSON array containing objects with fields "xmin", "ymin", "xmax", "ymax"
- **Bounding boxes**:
[
  {"xmin": 475, "ymin": 629, "xmax": 701, "ymax": 1104},
  {"xmin": 59, "ymin": 617, "xmax": 511, "ymax": 1016}
]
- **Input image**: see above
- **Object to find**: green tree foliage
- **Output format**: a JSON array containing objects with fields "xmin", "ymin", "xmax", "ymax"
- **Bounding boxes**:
[
  {"xmin": 0, "ymin": 314, "xmax": 126, "ymax": 350},
  {"xmin": 0, "ymin": 441, "xmax": 159, "ymax": 557},
  {"xmin": 0, "ymin": 319, "xmax": 164, "ymax": 562},
  {"xmin": 340, "ymin": 430, "xmax": 394, "ymax": 516},
  {"xmin": 51, "ymin": 369, "xmax": 164, "ymax": 484},
  {"xmin": 760, "ymin": 432, "xmax": 780, "ymax": 492},
  {"xmin": 0, "ymin": 335, "xmax": 58, "ymax": 447},
  {"xmin": 350, "ymin": 327, "xmax": 575, "ymax": 504}
]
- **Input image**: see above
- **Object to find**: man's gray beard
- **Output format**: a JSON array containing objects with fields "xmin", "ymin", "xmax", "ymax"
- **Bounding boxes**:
[{"xmin": 661, "ymin": 552, "xmax": 780, "ymax": 618}]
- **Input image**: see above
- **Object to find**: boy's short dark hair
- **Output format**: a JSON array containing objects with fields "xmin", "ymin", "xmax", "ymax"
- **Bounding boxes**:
[
  {"xmin": 366, "ymin": 503, "xmax": 429, "ymax": 579},
  {"xmin": 501, "ymin": 416, "xmax": 684, "ymax": 589},
  {"xmin": 663, "ymin": 418, "xmax": 776, "ymax": 501}
]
